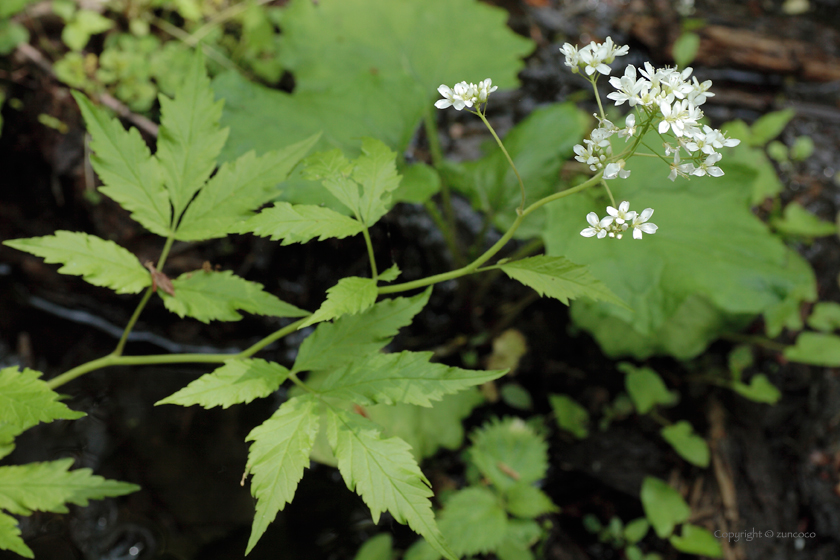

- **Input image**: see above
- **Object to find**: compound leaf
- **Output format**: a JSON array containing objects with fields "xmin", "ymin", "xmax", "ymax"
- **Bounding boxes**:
[
  {"xmin": 4, "ymin": 231, "xmax": 150, "ymax": 294},
  {"xmin": 438, "ymin": 486, "xmax": 508, "ymax": 556},
  {"xmin": 355, "ymin": 138, "xmax": 401, "ymax": 226},
  {"xmin": 0, "ymin": 458, "xmax": 139, "ymax": 516},
  {"xmin": 318, "ymin": 351, "xmax": 506, "ymax": 407},
  {"xmin": 72, "ymin": 92, "xmax": 171, "ymax": 236},
  {"xmin": 500, "ymin": 255, "xmax": 625, "ymax": 307},
  {"xmin": 233, "ymin": 202, "xmax": 364, "ymax": 245},
  {"xmin": 0, "ymin": 510, "xmax": 32, "ymax": 558},
  {"xmin": 469, "ymin": 417, "xmax": 549, "ymax": 492},
  {"xmin": 161, "ymin": 269, "xmax": 307, "ymax": 323},
  {"xmin": 0, "ymin": 367, "xmax": 85, "ymax": 437},
  {"xmin": 176, "ymin": 134, "xmax": 320, "ymax": 240},
  {"xmin": 155, "ymin": 51, "xmax": 228, "ymax": 219},
  {"xmin": 326, "ymin": 407, "xmax": 455, "ymax": 560},
  {"xmin": 299, "ymin": 276, "xmax": 378, "ymax": 328},
  {"xmin": 244, "ymin": 395, "xmax": 320, "ymax": 554},
  {"xmin": 156, "ymin": 359, "xmax": 290, "ymax": 409}
]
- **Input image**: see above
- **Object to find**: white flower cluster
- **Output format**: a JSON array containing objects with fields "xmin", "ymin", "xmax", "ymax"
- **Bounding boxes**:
[
  {"xmin": 560, "ymin": 38, "xmax": 630, "ymax": 76},
  {"xmin": 581, "ymin": 201, "xmax": 657, "ymax": 240},
  {"xmin": 435, "ymin": 79, "xmax": 498, "ymax": 111}
]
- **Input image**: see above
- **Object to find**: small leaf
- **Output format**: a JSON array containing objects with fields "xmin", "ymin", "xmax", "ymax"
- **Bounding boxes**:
[
  {"xmin": 808, "ymin": 302, "xmax": 840, "ymax": 332},
  {"xmin": 326, "ymin": 407, "xmax": 455, "ymax": 560},
  {"xmin": 294, "ymin": 288, "xmax": 430, "ymax": 373},
  {"xmin": 623, "ymin": 518, "xmax": 649, "ymax": 544},
  {"xmin": 621, "ymin": 363, "xmax": 678, "ymax": 414},
  {"xmin": 469, "ymin": 417, "xmax": 549, "ymax": 491},
  {"xmin": 548, "ymin": 394, "xmax": 589, "ymax": 439},
  {"xmin": 731, "ymin": 374, "xmax": 781, "ymax": 404},
  {"xmin": 497, "ymin": 519, "xmax": 543, "ymax": 560},
  {"xmin": 727, "ymin": 345, "xmax": 754, "ymax": 380},
  {"xmin": 0, "ymin": 510, "xmax": 33, "ymax": 558},
  {"xmin": 660, "ymin": 421, "xmax": 710, "ymax": 467},
  {"xmin": 640, "ymin": 476, "xmax": 691, "ymax": 538},
  {"xmin": 749, "ymin": 109, "xmax": 795, "ymax": 147},
  {"xmin": 353, "ymin": 533, "xmax": 393, "ymax": 560},
  {"xmin": 438, "ymin": 486, "xmax": 508, "ymax": 556},
  {"xmin": 669, "ymin": 524, "xmax": 723, "ymax": 557},
  {"xmin": 233, "ymin": 202, "xmax": 364, "ymax": 245},
  {"xmin": 0, "ymin": 367, "xmax": 85, "ymax": 437},
  {"xmin": 672, "ymin": 32, "xmax": 700, "ymax": 68},
  {"xmin": 355, "ymin": 138, "xmax": 401, "ymax": 226},
  {"xmin": 790, "ymin": 135, "xmax": 815, "ymax": 161},
  {"xmin": 73, "ymin": 92, "xmax": 171, "ymax": 236},
  {"xmin": 500, "ymin": 255, "xmax": 625, "ymax": 307},
  {"xmin": 771, "ymin": 202, "xmax": 836, "ymax": 238},
  {"xmin": 0, "ymin": 458, "xmax": 139, "ymax": 516},
  {"xmin": 500, "ymin": 383, "xmax": 532, "ymax": 411},
  {"xmin": 245, "ymin": 395, "xmax": 320, "ymax": 554},
  {"xmin": 378, "ymin": 264, "xmax": 401, "ymax": 283},
  {"xmin": 503, "ymin": 483, "xmax": 558, "ymax": 519},
  {"xmin": 156, "ymin": 359, "xmax": 289, "ymax": 409},
  {"xmin": 162, "ymin": 269, "xmax": 308, "ymax": 323},
  {"xmin": 299, "ymin": 276, "xmax": 378, "ymax": 328},
  {"xmin": 302, "ymin": 149, "xmax": 361, "ymax": 216},
  {"xmin": 784, "ymin": 332, "xmax": 840, "ymax": 366},
  {"xmin": 318, "ymin": 350, "xmax": 506, "ymax": 407}
]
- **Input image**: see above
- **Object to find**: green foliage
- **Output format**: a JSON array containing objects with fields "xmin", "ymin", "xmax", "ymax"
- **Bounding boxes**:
[
  {"xmin": 784, "ymin": 332, "xmax": 840, "ymax": 366},
  {"xmin": 748, "ymin": 109, "xmax": 796, "ymax": 147},
  {"xmin": 790, "ymin": 135, "xmax": 815, "ymax": 161},
  {"xmin": 671, "ymin": 32, "xmax": 700, "ymax": 67},
  {"xmin": 660, "ymin": 421, "xmax": 710, "ymax": 467},
  {"xmin": 503, "ymin": 483, "xmax": 558, "ymax": 519},
  {"xmin": 620, "ymin": 364, "xmax": 678, "ymax": 414},
  {"xmin": 233, "ymin": 202, "xmax": 364, "ymax": 245},
  {"xmin": 500, "ymin": 255, "xmax": 625, "ymax": 307},
  {"xmin": 162, "ymin": 270, "xmax": 307, "ymax": 323},
  {"xmin": 299, "ymin": 276, "xmax": 379, "ymax": 328},
  {"xmin": 53, "ymin": 1, "xmax": 114, "ymax": 51},
  {"xmin": 394, "ymin": 164, "xmax": 441, "ymax": 205},
  {"xmin": 808, "ymin": 302, "xmax": 840, "ymax": 332},
  {"xmin": 0, "ymin": 367, "xmax": 85, "ymax": 440},
  {"xmin": 469, "ymin": 418, "xmax": 549, "ymax": 492},
  {"xmin": 156, "ymin": 359, "xmax": 290, "ymax": 409},
  {"xmin": 0, "ymin": 18, "xmax": 29, "ymax": 55},
  {"xmin": 439, "ymin": 486, "xmax": 509, "ymax": 556},
  {"xmin": 500, "ymin": 383, "xmax": 533, "ymax": 411},
  {"xmin": 668, "ymin": 524, "xmax": 722, "ymax": 557},
  {"xmin": 353, "ymin": 533, "xmax": 394, "ymax": 560},
  {"xmin": 548, "ymin": 393, "xmax": 590, "ymax": 439},
  {"xmin": 640, "ymin": 477, "xmax": 691, "ymax": 538},
  {"xmin": 770, "ymin": 202, "xmax": 836, "ymax": 238},
  {"xmin": 731, "ymin": 374, "xmax": 781, "ymax": 404},
  {"xmin": 4, "ymin": 231, "xmax": 150, "ymax": 294},
  {"xmin": 624, "ymin": 518, "xmax": 650, "ymax": 544}
]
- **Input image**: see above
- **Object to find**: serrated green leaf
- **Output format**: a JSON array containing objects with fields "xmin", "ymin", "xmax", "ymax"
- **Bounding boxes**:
[
  {"xmin": 469, "ymin": 417, "xmax": 549, "ymax": 491},
  {"xmin": 4, "ymin": 231, "xmax": 150, "ymax": 294},
  {"xmin": 233, "ymin": 202, "xmax": 364, "ymax": 245},
  {"xmin": 72, "ymin": 92, "xmax": 171, "ymax": 235},
  {"xmin": 353, "ymin": 533, "xmax": 393, "ymax": 560},
  {"xmin": 176, "ymin": 134, "xmax": 320, "ymax": 240},
  {"xmin": 355, "ymin": 138, "xmax": 401, "ymax": 226},
  {"xmin": 302, "ymin": 149, "xmax": 362, "ymax": 216},
  {"xmin": 504, "ymin": 483, "xmax": 558, "ymax": 519},
  {"xmin": 548, "ymin": 393, "xmax": 589, "ymax": 439},
  {"xmin": 161, "ymin": 269, "xmax": 307, "ymax": 323},
  {"xmin": 784, "ymin": 332, "xmax": 840, "ymax": 366},
  {"xmin": 0, "ymin": 458, "xmax": 139, "ymax": 516},
  {"xmin": 156, "ymin": 359, "xmax": 289, "ymax": 409},
  {"xmin": 499, "ymin": 518, "xmax": 543, "ymax": 557},
  {"xmin": 621, "ymin": 364, "xmax": 678, "ymax": 414},
  {"xmin": 668, "ymin": 524, "xmax": 723, "ymax": 557},
  {"xmin": 155, "ymin": 52, "xmax": 228, "ymax": 219},
  {"xmin": 438, "ymin": 486, "xmax": 508, "ymax": 556},
  {"xmin": 771, "ymin": 202, "xmax": 836, "ymax": 238},
  {"xmin": 660, "ymin": 421, "xmax": 710, "ymax": 467},
  {"xmin": 378, "ymin": 264, "xmax": 400, "ymax": 283},
  {"xmin": 245, "ymin": 395, "xmax": 320, "ymax": 554},
  {"xmin": 731, "ymin": 374, "xmax": 781, "ymax": 404},
  {"xmin": 0, "ymin": 510, "xmax": 33, "ymax": 558},
  {"xmin": 294, "ymin": 288, "xmax": 430, "ymax": 373},
  {"xmin": 749, "ymin": 109, "xmax": 795, "ymax": 147},
  {"xmin": 640, "ymin": 477, "xmax": 690, "ymax": 538},
  {"xmin": 318, "ymin": 350, "xmax": 505, "ymax": 407},
  {"xmin": 299, "ymin": 276, "xmax": 378, "ymax": 328},
  {"xmin": 326, "ymin": 407, "xmax": 455, "ymax": 560},
  {"xmin": 500, "ymin": 255, "xmax": 625, "ymax": 307},
  {"xmin": 808, "ymin": 302, "xmax": 840, "ymax": 333},
  {"xmin": 0, "ymin": 367, "xmax": 85, "ymax": 436}
]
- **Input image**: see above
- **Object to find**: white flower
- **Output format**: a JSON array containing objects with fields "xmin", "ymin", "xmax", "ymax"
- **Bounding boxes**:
[
  {"xmin": 560, "ymin": 43, "xmax": 582, "ymax": 71},
  {"xmin": 579, "ymin": 42, "xmax": 611, "ymax": 76},
  {"xmin": 603, "ymin": 159, "xmax": 631, "ymax": 179},
  {"xmin": 435, "ymin": 81, "xmax": 477, "ymax": 111},
  {"xmin": 667, "ymin": 153, "xmax": 695, "ymax": 181},
  {"xmin": 658, "ymin": 99, "xmax": 699, "ymax": 137},
  {"xmin": 607, "ymin": 65, "xmax": 647, "ymax": 106},
  {"xmin": 477, "ymin": 78, "xmax": 498, "ymax": 103},
  {"xmin": 606, "ymin": 200, "xmax": 636, "ymax": 224},
  {"xmin": 691, "ymin": 152, "xmax": 724, "ymax": 177},
  {"xmin": 687, "ymin": 76, "xmax": 714, "ymax": 105},
  {"xmin": 580, "ymin": 212, "xmax": 613, "ymax": 238},
  {"xmin": 630, "ymin": 208, "xmax": 658, "ymax": 239},
  {"xmin": 618, "ymin": 113, "xmax": 637, "ymax": 140}
]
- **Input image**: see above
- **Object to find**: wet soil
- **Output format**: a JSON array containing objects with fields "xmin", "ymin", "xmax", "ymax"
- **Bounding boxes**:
[{"xmin": 2, "ymin": 1, "xmax": 840, "ymax": 559}]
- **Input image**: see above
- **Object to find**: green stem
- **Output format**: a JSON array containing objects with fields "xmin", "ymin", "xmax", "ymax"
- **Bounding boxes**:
[
  {"xmin": 361, "ymin": 226, "xmax": 378, "ymax": 280},
  {"xmin": 601, "ymin": 180, "xmax": 617, "ymax": 207},
  {"xmin": 288, "ymin": 372, "xmax": 315, "ymax": 393},
  {"xmin": 590, "ymin": 76, "xmax": 606, "ymax": 121},
  {"xmin": 423, "ymin": 200, "xmax": 462, "ymax": 265},
  {"xmin": 474, "ymin": 109, "xmax": 526, "ymax": 214},
  {"xmin": 720, "ymin": 332, "xmax": 787, "ymax": 352}
]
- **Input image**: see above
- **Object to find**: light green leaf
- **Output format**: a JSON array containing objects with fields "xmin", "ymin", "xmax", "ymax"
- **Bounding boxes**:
[
  {"xmin": 378, "ymin": 264, "xmax": 400, "ymax": 283},
  {"xmin": 318, "ymin": 351, "xmax": 505, "ymax": 407},
  {"xmin": 155, "ymin": 52, "xmax": 228, "ymax": 219},
  {"xmin": 722, "ymin": 120, "xmax": 784, "ymax": 204},
  {"xmin": 245, "ymin": 395, "xmax": 320, "ymax": 554},
  {"xmin": 1, "ymin": 0, "xmax": 34, "ymax": 18},
  {"xmin": 621, "ymin": 363, "xmax": 678, "ymax": 414},
  {"xmin": 671, "ymin": 32, "xmax": 700, "ymax": 68},
  {"xmin": 300, "ymin": 149, "xmax": 362, "ymax": 215},
  {"xmin": 808, "ymin": 302, "xmax": 840, "ymax": 332},
  {"xmin": 784, "ymin": 332, "xmax": 840, "ymax": 366},
  {"xmin": 504, "ymin": 483, "xmax": 558, "ymax": 519},
  {"xmin": 749, "ymin": 109, "xmax": 795, "ymax": 147},
  {"xmin": 669, "ymin": 524, "xmax": 723, "ymax": 557},
  {"xmin": 294, "ymin": 288, "xmax": 430, "ymax": 373},
  {"xmin": 404, "ymin": 539, "xmax": 441, "ymax": 560},
  {"xmin": 623, "ymin": 518, "xmax": 649, "ymax": 544},
  {"xmin": 73, "ymin": 92, "xmax": 171, "ymax": 235},
  {"xmin": 4, "ymin": 231, "xmax": 150, "ymax": 294},
  {"xmin": 62, "ymin": 10, "xmax": 113, "ymax": 51},
  {"xmin": 500, "ymin": 255, "xmax": 625, "ymax": 307},
  {"xmin": 640, "ymin": 477, "xmax": 690, "ymax": 538},
  {"xmin": 498, "ymin": 518, "xmax": 543, "ymax": 560},
  {"xmin": 162, "ymin": 269, "xmax": 308, "ymax": 323},
  {"xmin": 299, "ymin": 276, "xmax": 378, "ymax": 328},
  {"xmin": 156, "ymin": 359, "xmax": 289, "ymax": 409},
  {"xmin": 326, "ymin": 408, "xmax": 455, "ymax": 560},
  {"xmin": 548, "ymin": 393, "xmax": 590, "ymax": 439},
  {"xmin": 355, "ymin": 138, "xmax": 401, "ymax": 226},
  {"xmin": 438, "ymin": 486, "xmax": 508, "ymax": 556},
  {"xmin": 660, "ymin": 421, "xmax": 710, "ymax": 467},
  {"xmin": 790, "ymin": 135, "xmax": 815, "ymax": 161},
  {"xmin": 731, "ymin": 374, "xmax": 781, "ymax": 404},
  {"xmin": 771, "ymin": 202, "xmax": 836, "ymax": 238},
  {"xmin": 469, "ymin": 417, "xmax": 548, "ymax": 491},
  {"xmin": 353, "ymin": 533, "xmax": 393, "ymax": 560},
  {"xmin": 0, "ymin": 20, "xmax": 29, "ymax": 56},
  {"xmin": 442, "ymin": 103, "xmax": 586, "ymax": 239},
  {"xmin": 728, "ymin": 345, "xmax": 754, "ymax": 380},
  {"xmin": 0, "ymin": 367, "xmax": 85, "ymax": 437},
  {"xmin": 0, "ymin": 510, "xmax": 32, "ymax": 558},
  {"xmin": 233, "ymin": 202, "xmax": 364, "ymax": 245},
  {"xmin": 393, "ymin": 163, "xmax": 440, "ymax": 205},
  {"xmin": 0, "ymin": 458, "xmax": 139, "ymax": 516},
  {"xmin": 500, "ymin": 383, "xmax": 533, "ymax": 411},
  {"xmin": 176, "ymin": 134, "xmax": 320, "ymax": 240}
]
